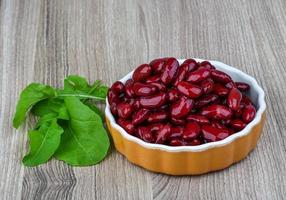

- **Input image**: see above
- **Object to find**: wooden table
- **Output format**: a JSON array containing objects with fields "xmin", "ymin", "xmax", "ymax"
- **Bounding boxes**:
[{"xmin": 1, "ymin": 0, "xmax": 285, "ymax": 199}]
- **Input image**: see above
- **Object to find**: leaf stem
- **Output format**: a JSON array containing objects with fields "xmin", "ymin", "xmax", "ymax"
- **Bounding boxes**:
[{"xmin": 57, "ymin": 94, "xmax": 105, "ymax": 101}]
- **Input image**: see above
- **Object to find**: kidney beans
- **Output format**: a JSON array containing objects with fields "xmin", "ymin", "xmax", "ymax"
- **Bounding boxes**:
[
  {"xmin": 173, "ymin": 64, "xmax": 189, "ymax": 86},
  {"xmin": 201, "ymin": 125, "xmax": 230, "ymax": 142},
  {"xmin": 117, "ymin": 103, "xmax": 133, "ymax": 119},
  {"xmin": 189, "ymin": 139, "xmax": 202, "ymax": 146},
  {"xmin": 211, "ymin": 70, "xmax": 232, "ymax": 83},
  {"xmin": 149, "ymin": 58, "xmax": 166, "ymax": 74},
  {"xmin": 132, "ymin": 64, "xmax": 152, "ymax": 82},
  {"xmin": 235, "ymin": 82, "xmax": 250, "ymax": 91},
  {"xmin": 170, "ymin": 117, "xmax": 186, "ymax": 125},
  {"xmin": 183, "ymin": 122, "xmax": 201, "ymax": 140},
  {"xmin": 117, "ymin": 118, "xmax": 135, "ymax": 135},
  {"xmin": 170, "ymin": 96, "xmax": 194, "ymax": 119},
  {"xmin": 195, "ymin": 94, "xmax": 219, "ymax": 108},
  {"xmin": 227, "ymin": 87, "xmax": 242, "ymax": 111},
  {"xmin": 132, "ymin": 108, "xmax": 150, "ymax": 125},
  {"xmin": 200, "ymin": 104, "xmax": 233, "ymax": 120},
  {"xmin": 149, "ymin": 123, "xmax": 164, "ymax": 132},
  {"xmin": 181, "ymin": 59, "xmax": 198, "ymax": 72},
  {"xmin": 177, "ymin": 81, "xmax": 203, "ymax": 98},
  {"xmin": 139, "ymin": 92, "xmax": 166, "ymax": 108},
  {"xmin": 230, "ymin": 119, "xmax": 246, "ymax": 130},
  {"xmin": 137, "ymin": 126, "xmax": 155, "ymax": 143},
  {"xmin": 112, "ymin": 58, "xmax": 257, "ymax": 146},
  {"xmin": 150, "ymin": 82, "xmax": 166, "ymax": 92},
  {"xmin": 110, "ymin": 81, "xmax": 125, "ymax": 94},
  {"xmin": 186, "ymin": 68, "xmax": 211, "ymax": 83},
  {"xmin": 169, "ymin": 126, "xmax": 184, "ymax": 140},
  {"xmin": 186, "ymin": 114, "xmax": 210, "ymax": 124},
  {"xmin": 213, "ymin": 84, "xmax": 229, "ymax": 96},
  {"xmin": 225, "ymin": 81, "xmax": 236, "ymax": 89},
  {"xmin": 200, "ymin": 78, "xmax": 214, "ymax": 94},
  {"xmin": 147, "ymin": 111, "xmax": 168, "ymax": 123},
  {"xmin": 125, "ymin": 79, "xmax": 135, "ymax": 98},
  {"xmin": 199, "ymin": 61, "xmax": 215, "ymax": 70},
  {"xmin": 133, "ymin": 82, "xmax": 158, "ymax": 96},
  {"xmin": 242, "ymin": 105, "xmax": 256, "ymax": 123},
  {"xmin": 155, "ymin": 124, "xmax": 171, "ymax": 144},
  {"xmin": 167, "ymin": 88, "xmax": 180, "ymax": 102},
  {"xmin": 161, "ymin": 57, "xmax": 179, "ymax": 85},
  {"xmin": 145, "ymin": 74, "xmax": 161, "ymax": 83}
]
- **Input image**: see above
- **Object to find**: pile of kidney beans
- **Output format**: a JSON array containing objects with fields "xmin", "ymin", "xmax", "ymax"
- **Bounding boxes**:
[{"xmin": 108, "ymin": 58, "xmax": 257, "ymax": 146}]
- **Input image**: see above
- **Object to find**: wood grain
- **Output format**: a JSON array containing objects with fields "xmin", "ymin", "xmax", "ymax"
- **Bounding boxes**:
[{"xmin": 0, "ymin": 0, "xmax": 285, "ymax": 199}]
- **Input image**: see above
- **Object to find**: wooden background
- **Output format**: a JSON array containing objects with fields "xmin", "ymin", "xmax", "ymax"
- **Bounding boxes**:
[{"xmin": 1, "ymin": 0, "xmax": 286, "ymax": 199}]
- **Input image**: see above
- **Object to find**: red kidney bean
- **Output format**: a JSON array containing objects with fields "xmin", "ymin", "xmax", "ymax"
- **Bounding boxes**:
[
  {"xmin": 241, "ymin": 95, "xmax": 253, "ymax": 106},
  {"xmin": 169, "ymin": 126, "xmax": 184, "ymax": 140},
  {"xmin": 170, "ymin": 96, "xmax": 194, "ymax": 118},
  {"xmin": 195, "ymin": 94, "xmax": 219, "ymax": 108},
  {"xmin": 147, "ymin": 111, "xmax": 168, "ymax": 123},
  {"xmin": 242, "ymin": 105, "xmax": 256, "ymax": 123},
  {"xmin": 155, "ymin": 124, "xmax": 171, "ymax": 144},
  {"xmin": 110, "ymin": 102, "xmax": 118, "ymax": 116},
  {"xmin": 183, "ymin": 122, "xmax": 201, "ymax": 140},
  {"xmin": 200, "ymin": 104, "xmax": 233, "ymax": 120},
  {"xmin": 117, "ymin": 103, "xmax": 133, "ymax": 119},
  {"xmin": 170, "ymin": 117, "xmax": 186, "ymax": 125},
  {"xmin": 145, "ymin": 74, "xmax": 161, "ymax": 83},
  {"xmin": 173, "ymin": 64, "xmax": 189, "ymax": 86},
  {"xmin": 149, "ymin": 123, "xmax": 164, "ymax": 132},
  {"xmin": 189, "ymin": 139, "xmax": 202, "ymax": 146},
  {"xmin": 149, "ymin": 82, "xmax": 166, "ymax": 92},
  {"xmin": 137, "ymin": 126, "xmax": 155, "ymax": 143},
  {"xmin": 186, "ymin": 114, "xmax": 210, "ymax": 124},
  {"xmin": 201, "ymin": 125, "xmax": 230, "ymax": 142},
  {"xmin": 133, "ymin": 82, "xmax": 158, "ymax": 96},
  {"xmin": 200, "ymin": 78, "xmax": 214, "ymax": 94},
  {"xmin": 211, "ymin": 121, "xmax": 226, "ymax": 129},
  {"xmin": 186, "ymin": 68, "xmax": 211, "ymax": 83},
  {"xmin": 169, "ymin": 139, "xmax": 187, "ymax": 146},
  {"xmin": 132, "ymin": 108, "xmax": 150, "ymax": 125},
  {"xmin": 211, "ymin": 70, "xmax": 232, "ymax": 83},
  {"xmin": 177, "ymin": 81, "xmax": 203, "ymax": 98},
  {"xmin": 221, "ymin": 119, "xmax": 231, "ymax": 126},
  {"xmin": 198, "ymin": 61, "xmax": 215, "ymax": 70},
  {"xmin": 225, "ymin": 81, "xmax": 236, "ymax": 89},
  {"xmin": 107, "ymin": 89, "xmax": 118, "ymax": 104},
  {"xmin": 132, "ymin": 64, "xmax": 152, "ymax": 82},
  {"xmin": 110, "ymin": 81, "xmax": 125, "ymax": 94},
  {"xmin": 117, "ymin": 118, "xmax": 135, "ymax": 135},
  {"xmin": 149, "ymin": 58, "xmax": 166, "ymax": 74},
  {"xmin": 132, "ymin": 98, "xmax": 141, "ymax": 110},
  {"xmin": 181, "ymin": 59, "xmax": 198, "ymax": 72},
  {"xmin": 125, "ymin": 79, "xmax": 135, "ymax": 98},
  {"xmin": 167, "ymin": 88, "xmax": 180, "ymax": 102},
  {"xmin": 235, "ymin": 82, "xmax": 250, "ymax": 91},
  {"xmin": 227, "ymin": 87, "xmax": 242, "ymax": 111},
  {"xmin": 235, "ymin": 108, "xmax": 243, "ymax": 118},
  {"xmin": 160, "ymin": 57, "xmax": 179, "ymax": 85},
  {"xmin": 213, "ymin": 84, "xmax": 229, "ymax": 96},
  {"xmin": 139, "ymin": 92, "xmax": 166, "ymax": 108},
  {"xmin": 230, "ymin": 119, "xmax": 246, "ymax": 130}
]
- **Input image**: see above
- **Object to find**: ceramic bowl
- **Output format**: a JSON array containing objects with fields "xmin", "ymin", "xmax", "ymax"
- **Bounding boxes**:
[{"xmin": 105, "ymin": 59, "xmax": 266, "ymax": 175}]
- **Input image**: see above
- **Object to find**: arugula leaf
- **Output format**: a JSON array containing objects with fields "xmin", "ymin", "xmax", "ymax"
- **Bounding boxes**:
[
  {"xmin": 64, "ymin": 75, "xmax": 90, "ymax": 94},
  {"xmin": 84, "ymin": 102, "xmax": 104, "ymax": 120},
  {"xmin": 13, "ymin": 83, "xmax": 56, "ymax": 128},
  {"xmin": 54, "ymin": 96, "xmax": 110, "ymax": 166},
  {"xmin": 31, "ymin": 98, "xmax": 63, "ymax": 116},
  {"xmin": 22, "ymin": 119, "xmax": 63, "ymax": 166},
  {"xmin": 90, "ymin": 85, "xmax": 108, "ymax": 100}
]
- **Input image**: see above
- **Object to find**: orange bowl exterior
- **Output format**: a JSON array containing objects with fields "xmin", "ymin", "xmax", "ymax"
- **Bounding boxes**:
[{"xmin": 106, "ymin": 112, "xmax": 266, "ymax": 175}]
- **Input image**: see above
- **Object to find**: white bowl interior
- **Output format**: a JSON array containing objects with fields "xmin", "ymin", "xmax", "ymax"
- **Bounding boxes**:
[{"xmin": 105, "ymin": 58, "xmax": 266, "ymax": 152}]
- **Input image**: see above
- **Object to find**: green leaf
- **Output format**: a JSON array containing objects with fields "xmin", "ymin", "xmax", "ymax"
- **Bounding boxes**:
[
  {"xmin": 35, "ymin": 113, "xmax": 58, "ymax": 129},
  {"xmin": 64, "ymin": 75, "xmax": 90, "ymax": 94},
  {"xmin": 54, "ymin": 96, "xmax": 110, "ymax": 166},
  {"xmin": 31, "ymin": 98, "xmax": 63, "ymax": 117},
  {"xmin": 13, "ymin": 83, "xmax": 56, "ymax": 128},
  {"xmin": 90, "ymin": 85, "xmax": 108, "ymax": 100},
  {"xmin": 84, "ymin": 102, "xmax": 104, "ymax": 120},
  {"xmin": 22, "ymin": 119, "xmax": 64, "ymax": 166}
]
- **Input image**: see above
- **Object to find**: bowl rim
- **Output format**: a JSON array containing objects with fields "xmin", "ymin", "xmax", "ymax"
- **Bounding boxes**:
[{"xmin": 105, "ymin": 58, "xmax": 266, "ymax": 152}]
